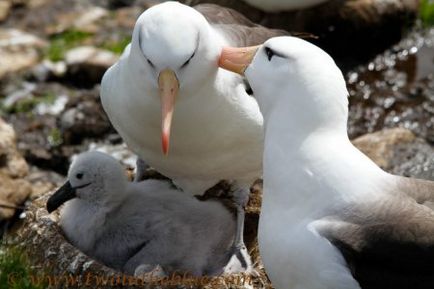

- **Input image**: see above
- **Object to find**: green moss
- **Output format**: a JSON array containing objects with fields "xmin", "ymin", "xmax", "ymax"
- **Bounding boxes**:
[
  {"xmin": 0, "ymin": 245, "xmax": 47, "ymax": 289},
  {"xmin": 101, "ymin": 36, "xmax": 131, "ymax": 55},
  {"xmin": 47, "ymin": 127, "xmax": 63, "ymax": 147},
  {"xmin": 420, "ymin": 0, "xmax": 434, "ymax": 26},
  {"xmin": 1, "ymin": 93, "xmax": 56, "ymax": 114},
  {"xmin": 46, "ymin": 30, "xmax": 93, "ymax": 61}
]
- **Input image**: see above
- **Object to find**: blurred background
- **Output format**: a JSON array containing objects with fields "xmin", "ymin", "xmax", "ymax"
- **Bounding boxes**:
[{"xmin": 0, "ymin": 0, "xmax": 433, "ymax": 287}]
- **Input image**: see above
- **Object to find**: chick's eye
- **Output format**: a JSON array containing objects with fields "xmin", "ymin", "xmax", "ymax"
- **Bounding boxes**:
[
  {"xmin": 76, "ymin": 173, "xmax": 84, "ymax": 180},
  {"xmin": 265, "ymin": 47, "xmax": 274, "ymax": 61}
]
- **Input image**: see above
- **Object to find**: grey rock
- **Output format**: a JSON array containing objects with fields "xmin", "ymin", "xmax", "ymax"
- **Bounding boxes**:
[
  {"xmin": 0, "ymin": 29, "xmax": 47, "ymax": 79},
  {"xmin": 0, "ymin": 118, "xmax": 32, "ymax": 220},
  {"xmin": 65, "ymin": 46, "xmax": 119, "ymax": 86},
  {"xmin": 353, "ymin": 128, "xmax": 434, "ymax": 181},
  {"xmin": 0, "ymin": 0, "xmax": 11, "ymax": 22}
]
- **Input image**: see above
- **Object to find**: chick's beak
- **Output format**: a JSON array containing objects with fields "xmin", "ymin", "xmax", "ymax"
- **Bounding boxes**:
[
  {"xmin": 218, "ymin": 45, "xmax": 260, "ymax": 75},
  {"xmin": 158, "ymin": 69, "xmax": 179, "ymax": 155},
  {"xmin": 46, "ymin": 181, "xmax": 76, "ymax": 213}
]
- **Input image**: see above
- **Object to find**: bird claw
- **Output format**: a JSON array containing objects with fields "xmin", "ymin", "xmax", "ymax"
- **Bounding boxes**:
[{"xmin": 224, "ymin": 245, "xmax": 253, "ymax": 274}]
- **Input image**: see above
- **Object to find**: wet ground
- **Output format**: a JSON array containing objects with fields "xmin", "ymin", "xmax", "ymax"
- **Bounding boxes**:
[{"xmin": 347, "ymin": 27, "xmax": 434, "ymax": 143}]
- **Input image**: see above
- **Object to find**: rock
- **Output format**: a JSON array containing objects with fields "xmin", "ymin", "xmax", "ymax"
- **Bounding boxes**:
[
  {"xmin": 353, "ymin": 128, "xmax": 434, "ymax": 180},
  {"xmin": 352, "ymin": 127, "xmax": 416, "ymax": 169},
  {"xmin": 60, "ymin": 87, "xmax": 115, "ymax": 141},
  {"xmin": 0, "ymin": 174, "xmax": 31, "ymax": 219},
  {"xmin": 0, "ymin": 29, "xmax": 47, "ymax": 79},
  {"xmin": 347, "ymin": 27, "xmax": 434, "ymax": 141},
  {"xmin": 114, "ymin": 6, "xmax": 145, "ymax": 29},
  {"xmin": 0, "ymin": 0, "xmax": 11, "ymax": 22},
  {"xmin": 87, "ymin": 142, "xmax": 138, "ymax": 169},
  {"xmin": 26, "ymin": 0, "xmax": 53, "ymax": 8},
  {"xmin": 65, "ymin": 46, "xmax": 118, "ymax": 86},
  {"xmin": 0, "ymin": 118, "xmax": 29, "ymax": 178},
  {"xmin": 0, "ymin": 118, "xmax": 32, "ymax": 220},
  {"xmin": 46, "ymin": 6, "xmax": 109, "ymax": 34},
  {"xmin": 25, "ymin": 166, "xmax": 64, "ymax": 198},
  {"xmin": 31, "ymin": 60, "xmax": 67, "ymax": 81}
]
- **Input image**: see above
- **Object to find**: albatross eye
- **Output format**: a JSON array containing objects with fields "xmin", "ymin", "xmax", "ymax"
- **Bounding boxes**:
[
  {"xmin": 265, "ymin": 47, "xmax": 274, "ymax": 61},
  {"xmin": 76, "ymin": 173, "xmax": 84, "ymax": 180},
  {"xmin": 181, "ymin": 52, "xmax": 196, "ymax": 69}
]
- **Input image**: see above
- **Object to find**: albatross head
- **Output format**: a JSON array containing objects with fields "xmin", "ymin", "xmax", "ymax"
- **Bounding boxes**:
[
  {"xmin": 219, "ymin": 36, "xmax": 349, "ymax": 136},
  {"xmin": 46, "ymin": 151, "xmax": 128, "ymax": 213},
  {"xmin": 130, "ymin": 2, "xmax": 220, "ymax": 155}
]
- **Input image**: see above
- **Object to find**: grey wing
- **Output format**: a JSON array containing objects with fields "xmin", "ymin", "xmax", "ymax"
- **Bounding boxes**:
[
  {"xmin": 316, "ymin": 198, "xmax": 434, "ymax": 289},
  {"xmin": 194, "ymin": 3, "xmax": 289, "ymax": 46},
  {"xmin": 194, "ymin": 3, "xmax": 257, "ymax": 26}
]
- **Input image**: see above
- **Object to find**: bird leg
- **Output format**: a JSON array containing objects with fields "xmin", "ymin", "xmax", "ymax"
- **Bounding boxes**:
[
  {"xmin": 229, "ymin": 184, "xmax": 252, "ymax": 271},
  {"xmin": 134, "ymin": 158, "xmax": 149, "ymax": 182}
]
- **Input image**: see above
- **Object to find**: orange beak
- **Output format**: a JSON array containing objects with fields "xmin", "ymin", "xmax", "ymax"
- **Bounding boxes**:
[
  {"xmin": 218, "ymin": 45, "xmax": 260, "ymax": 75},
  {"xmin": 158, "ymin": 69, "xmax": 179, "ymax": 155}
]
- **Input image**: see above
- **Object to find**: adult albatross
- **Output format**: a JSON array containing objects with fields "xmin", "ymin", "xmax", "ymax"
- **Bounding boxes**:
[
  {"xmin": 218, "ymin": 36, "xmax": 434, "ymax": 289},
  {"xmin": 100, "ymin": 2, "xmax": 287, "ymax": 267}
]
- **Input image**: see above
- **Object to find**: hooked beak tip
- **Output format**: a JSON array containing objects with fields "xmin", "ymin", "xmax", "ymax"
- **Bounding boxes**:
[{"xmin": 162, "ymin": 132, "xmax": 169, "ymax": 156}]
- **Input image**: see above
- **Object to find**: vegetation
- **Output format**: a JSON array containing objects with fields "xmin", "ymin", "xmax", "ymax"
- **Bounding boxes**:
[
  {"xmin": 48, "ymin": 128, "xmax": 63, "ymax": 147},
  {"xmin": 101, "ymin": 36, "xmax": 131, "ymax": 55},
  {"xmin": 0, "ymin": 245, "xmax": 46, "ymax": 289},
  {"xmin": 46, "ymin": 30, "xmax": 93, "ymax": 61},
  {"xmin": 420, "ymin": 0, "xmax": 434, "ymax": 26},
  {"xmin": 1, "ymin": 93, "xmax": 56, "ymax": 114}
]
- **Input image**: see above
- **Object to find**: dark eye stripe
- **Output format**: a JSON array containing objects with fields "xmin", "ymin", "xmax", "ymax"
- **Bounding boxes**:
[
  {"xmin": 146, "ymin": 58, "xmax": 155, "ymax": 68},
  {"xmin": 181, "ymin": 51, "xmax": 196, "ymax": 68},
  {"xmin": 264, "ymin": 47, "xmax": 287, "ymax": 61},
  {"xmin": 265, "ymin": 47, "xmax": 274, "ymax": 61}
]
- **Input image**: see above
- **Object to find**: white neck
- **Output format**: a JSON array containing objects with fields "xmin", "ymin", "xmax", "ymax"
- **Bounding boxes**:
[{"xmin": 261, "ymin": 94, "xmax": 388, "ymax": 216}]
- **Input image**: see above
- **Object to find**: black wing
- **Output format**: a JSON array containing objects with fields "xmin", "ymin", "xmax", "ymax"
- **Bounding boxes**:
[{"xmin": 319, "ymin": 198, "xmax": 434, "ymax": 289}]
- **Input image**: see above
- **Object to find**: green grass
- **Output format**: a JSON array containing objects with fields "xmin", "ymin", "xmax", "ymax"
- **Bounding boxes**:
[
  {"xmin": 420, "ymin": 0, "xmax": 434, "ymax": 26},
  {"xmin": 1, "ymin": 93, "xmax": 56, "ymax": 114},
  {"xmin": 0, "ymin": 245, "xmax": 46, "ymax": 289},
  {"xmin": 101, "ymin": 36, "xmax": 131, "ymax": 55},
  {"xmin": 47, "ymin": 127, "xmax": 63, "ymax": 147},
  {"xmin": 46, "ymin": 30, "xmax": 93, "ymax": 61}
]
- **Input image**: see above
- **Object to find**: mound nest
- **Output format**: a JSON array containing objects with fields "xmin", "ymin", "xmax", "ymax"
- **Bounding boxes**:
[{"xmin": 5, "ymin": 177, "xmax": 272, "ymax": 289}]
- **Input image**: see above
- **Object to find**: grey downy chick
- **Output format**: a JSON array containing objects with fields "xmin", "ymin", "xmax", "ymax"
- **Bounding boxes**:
[{"xmin": 46, "ymin": 151, "xmax": 238, "ymax": 276}]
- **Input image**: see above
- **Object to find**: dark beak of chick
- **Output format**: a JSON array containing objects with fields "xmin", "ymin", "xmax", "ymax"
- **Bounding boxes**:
[{"xmin": 46, "ymin": 181, "xmax": 77, "ymax": 213}]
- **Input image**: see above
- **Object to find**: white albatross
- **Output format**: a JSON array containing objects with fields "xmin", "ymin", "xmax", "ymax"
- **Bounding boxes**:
[
  {"xmin": 218, "ymin": 36, "xmax": 434, "ymax": 289},
  {"xmin": 46, "ymin": 151, "xmax": 238, "ymax": 276},
  {"xmin": 100, "ymin": 1, "xmax": 287, "ymax": 263}
]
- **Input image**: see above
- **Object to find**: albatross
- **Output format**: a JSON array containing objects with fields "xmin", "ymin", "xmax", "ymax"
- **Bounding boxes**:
[
  {"xmin": 46, "ymin": 151, "xmax": 238, "ymax": 276},
  {"xmin": 100, "ymin": 1, "xmax": 287, "ymax": 263},
  {"xmin": 218, "ymin": 36, "xmax": 434, "ymax": 289}
]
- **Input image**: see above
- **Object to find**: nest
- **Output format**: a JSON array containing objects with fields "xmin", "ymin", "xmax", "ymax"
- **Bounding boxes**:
[{"xmin": 6, "ymin": 178, "xmax": 272, "ymax": 289}]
